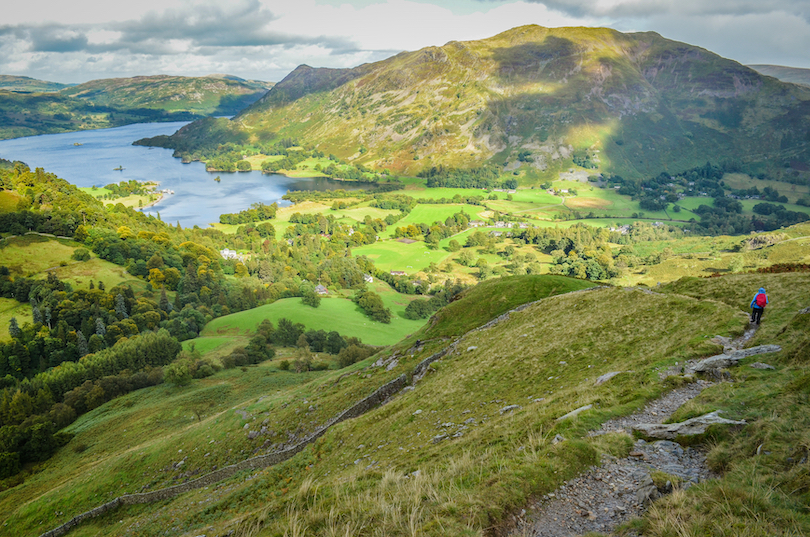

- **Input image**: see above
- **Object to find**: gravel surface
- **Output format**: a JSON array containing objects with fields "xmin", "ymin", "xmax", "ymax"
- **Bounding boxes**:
[{"xmin": 510, "ymin": 439, "xmax": 714, "ymax": 537}]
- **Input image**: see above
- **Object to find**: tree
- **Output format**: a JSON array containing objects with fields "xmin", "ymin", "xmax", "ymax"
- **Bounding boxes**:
[
  {"xmin": 354, "ymin": 289, "xmax": 392, "ymax": 323},
  {"xmin": 115, "ymin": 293, "xmax": 129, "ymax": 319},
  {"xmin": 403, "ymin": 299, "xmax": 432, "ymax": 319},
  {"xmin": 158, "ymin": 286, "xmax": 170, "ymax": 313},
  {"xmin": 8, "ymin": 318, "xmax": 20, "ymax": 340},
  {"xmin": 302, "ymin": 290, "xmax": 321, "ymax": 308},
  {"xmin": 71, "ymin": 248, "xmax": 90, "ymax": 261},
  {"xmin": 164, "ymin": 360, "xmax": 192, "ymax": 386},
  {"xmin": 458, "ymin": 249, "xmax": 476, "ymax": 266},
  {"xmin": 76, "ymin": 330, "xmax": 89, "ymax": 357},
  {"xmin": 234, "ymin": 263, "xmax": 249, "ymax": 278}
]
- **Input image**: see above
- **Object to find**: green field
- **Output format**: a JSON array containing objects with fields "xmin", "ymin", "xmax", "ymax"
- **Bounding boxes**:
[
  {"xmin": 352, "ymin": 239, "xmax": 453, "ymax": 273},
  {"xmin": 0, "ymin": 235, "xmax": 150, "ymax": 291},
  {"xmin": 0, "ymin": 235, "xmax": 85, "ymax": 276},
  {"xmin": 722, "ymin": 172, "xmax": 810, "ymax": 204},
  {"xmin": 0, "ymin": 298, "xmax": 32, "ymax": 342},
  {"xmin": 79, "ymin": 186, "xmax": 160, "ymax": 210},
  {"xmin": 378, "ymin": 203, "xmax": 487, "ymax": 239},
  {"xmin": 201, "ymin": 291, "xmax": 427, "ymax": 346}
]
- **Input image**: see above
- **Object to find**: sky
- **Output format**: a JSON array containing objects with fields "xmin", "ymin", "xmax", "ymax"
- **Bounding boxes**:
[{"xmin": 1, "ymin": 0, "xmax": 809, "ymax": 84}]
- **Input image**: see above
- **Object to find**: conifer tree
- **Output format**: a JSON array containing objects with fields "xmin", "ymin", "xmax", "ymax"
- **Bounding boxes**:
[
  {"xmin": 76, "ymin": 330, "xmax": 89, "ymax": 357},
  {"xmin": 8, "ymin": 317, "xmax": 20, "ymax": 339},
  {"xmin": 115, "ymin": 293, "xmax": 129, "ymax": 319},
  {"xmin": 159, "ymin": 286, "xmax": 170, "ymax": 312},
  {"xmin": 95, "ymin": 318, "xmax": 106, "ymax": 336}
]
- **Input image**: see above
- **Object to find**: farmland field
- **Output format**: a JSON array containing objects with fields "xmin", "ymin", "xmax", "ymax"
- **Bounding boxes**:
[
  {"xmin": 201, "ymin": 292, "xmax": 427, "ymax": 346},
  {"xmin": 352, "ymin": 239, "xmax": 453, "ymax": 273}
]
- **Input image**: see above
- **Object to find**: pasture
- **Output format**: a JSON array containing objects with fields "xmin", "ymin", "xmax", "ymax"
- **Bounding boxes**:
[
  {"xmin": 0, "ymin": 235, "xmax": 151, "ymax": 292},
  {"xmin": 201, "ymin": 291, "xmax": 427, "ymax": 347},
  {"xmin": 352, "ymin": 239, "xmax": 453, "ymax": 273},
  {"xmin": 0, "ymin": 298, "xmax": 32, "ymax": 342}
]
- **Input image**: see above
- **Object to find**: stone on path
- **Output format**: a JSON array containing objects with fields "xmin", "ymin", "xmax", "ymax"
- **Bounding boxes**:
[
  {"xmin": 691, "ymin": 345, "xmax": 781, "ymax": 373},
  {"xmin": 633, "ymin": 410, "xmax": 745, "ymax": 440}
]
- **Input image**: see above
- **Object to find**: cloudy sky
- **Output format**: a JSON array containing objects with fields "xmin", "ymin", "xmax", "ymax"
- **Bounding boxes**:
[{"xmin": 2, "ymin": 0, "xmax": 809, "ymax": 84}]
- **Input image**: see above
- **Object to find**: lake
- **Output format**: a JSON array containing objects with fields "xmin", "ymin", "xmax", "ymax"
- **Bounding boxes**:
[{"xmin": 0, "ymin": 122, "xmax": 364, "ymax": 227}]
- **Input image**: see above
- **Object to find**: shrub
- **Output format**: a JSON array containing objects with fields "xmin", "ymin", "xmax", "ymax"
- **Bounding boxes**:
[{"xmin": 71, "ymin": 248, "xmax": 91, "ymax": 261}]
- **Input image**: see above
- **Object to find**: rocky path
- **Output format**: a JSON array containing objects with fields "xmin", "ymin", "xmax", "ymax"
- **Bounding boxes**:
[{"xmin": 508, "ymin": 326, "xmax": 764, "ymax": 537}]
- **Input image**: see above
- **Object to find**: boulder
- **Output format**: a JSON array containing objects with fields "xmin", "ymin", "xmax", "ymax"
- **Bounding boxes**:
[
  {"xmin": 691, "ymin": 345, "xmax": 781, "ymax": 373},
  {"xmin": 633, "ymin": 410, "xmax": 745, "ymax": 440}
]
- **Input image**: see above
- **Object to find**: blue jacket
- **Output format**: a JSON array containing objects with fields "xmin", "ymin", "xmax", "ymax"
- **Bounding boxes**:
[{"xmin": 751, "ymin": 288, "xmax": 768, "ymax": 309}]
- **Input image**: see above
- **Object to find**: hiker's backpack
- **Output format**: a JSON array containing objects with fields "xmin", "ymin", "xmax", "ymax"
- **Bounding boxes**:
[{"xmin": 755, "ymin": 293, "xmax": 767, "ymax": 307}]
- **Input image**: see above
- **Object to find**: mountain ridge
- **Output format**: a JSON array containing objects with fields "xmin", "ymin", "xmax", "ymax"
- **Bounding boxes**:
[{"xmin": 159, "ymin": 25, "xmax": 810, "ymax": 182}]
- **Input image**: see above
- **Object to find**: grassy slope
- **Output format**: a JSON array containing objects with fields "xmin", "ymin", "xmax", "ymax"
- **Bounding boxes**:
[
  {"xmin": 424, "ymin": 274, "xmax": 597, "ymax": 339},
  {"xmin": 2, "ymin": 277, "xmax": 761, "ymax": 537},
  {"xmin": 0, "ymin": 235, "xmax": 149, "ymax": 293},
  {"xmin": 3, "ymin": 272, "xmax": 809, "ymax": 536},
  {"xmin": 201, "ymin": 281, "xmax": 426, "ymax": 347},
  {"xmin": 58, "ymin": 75, "xmax": 270, "ymax": 116}
]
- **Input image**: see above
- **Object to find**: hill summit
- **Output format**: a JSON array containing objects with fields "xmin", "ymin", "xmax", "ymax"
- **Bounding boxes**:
[{"xmin": 158, "ymin": 25, "xmax": 810, "ymax": 180}]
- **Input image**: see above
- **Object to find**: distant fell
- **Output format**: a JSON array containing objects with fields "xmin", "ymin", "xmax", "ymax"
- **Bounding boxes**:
[
  {"xmin": 0, "ymin": 74, "xmax": 73, "ymax": 93},
  {"xmin": 156, "ymin": 25, "xmax": 810, "ymax": 181},
  {"xmin": 0, "ymin": 74, "xmax": 274, "ymax": 140},
  {"xmin": 58, "ymin": 74, "xmax": 273, "ymax": 116},
  {"xmin": 748, "ymin": 64, "xmax": 810, "ymax": 87}
]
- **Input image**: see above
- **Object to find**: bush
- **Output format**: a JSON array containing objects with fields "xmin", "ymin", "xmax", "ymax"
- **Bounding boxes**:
[
  {"xmin": 336, "ymin": 344, "xmax": 376, "ymax": 368},
  {"xmin": 71, "ymin": 248, "xmax": 91, "ymax": 261},
  {"xmin": 403, "ymin": 299, "xmax": 433, "ymax": 320}
]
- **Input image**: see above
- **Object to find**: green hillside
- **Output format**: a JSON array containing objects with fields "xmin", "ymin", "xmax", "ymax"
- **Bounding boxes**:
[
  {"xmin": 151, "ymin": 25, "xmax": 810, "ymax": 183},
  {"xmin": 0, "ymin": 75, "xmax": 71, "ymax": 93},
  {"xmin": 58, "ymin": 74, "xmax": 271, "ymax": 116},
  {"xmin": 3, "ymin": 271, "xmax": 808, "ymax": 536},
  {"xmin": 0, "ymin": 74, "xmax": 272, "ymax": 140}
]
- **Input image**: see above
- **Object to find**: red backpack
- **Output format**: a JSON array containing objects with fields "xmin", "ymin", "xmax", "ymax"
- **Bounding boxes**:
[{"xmin": 755, "ymin": 293, "xmax": 767, "ymax": 307}]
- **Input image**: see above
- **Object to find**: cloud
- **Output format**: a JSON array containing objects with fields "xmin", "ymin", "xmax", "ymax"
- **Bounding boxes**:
[{"xmin": 497, "ymin": 0, "xmax": 810, "ymax": 21}]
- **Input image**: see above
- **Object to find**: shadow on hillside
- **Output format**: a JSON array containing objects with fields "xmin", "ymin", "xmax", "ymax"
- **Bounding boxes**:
[{"xmin": 489, "ymin": 37, "xmax": 579, "ymax": 84}]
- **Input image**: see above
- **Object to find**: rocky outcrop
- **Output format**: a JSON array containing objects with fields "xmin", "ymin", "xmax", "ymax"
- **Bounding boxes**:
[
  {"xmin": 690, "ymin": 345, "xmax": 781, "ymax": 373},
  {"xmin": 633, "ymin": 410, "xmax": 745, "ymax": 440}
]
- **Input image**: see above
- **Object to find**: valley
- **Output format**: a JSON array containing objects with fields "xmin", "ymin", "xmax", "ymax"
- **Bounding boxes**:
[{"xmin": 0, "ymin": 22, "xmax": 809, "ymax": 537}]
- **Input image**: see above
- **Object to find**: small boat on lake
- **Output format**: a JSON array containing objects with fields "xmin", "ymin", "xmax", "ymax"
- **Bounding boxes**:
[{"xmin": 113, "ymin": 166, "xmax": 124, "ymax": 171}]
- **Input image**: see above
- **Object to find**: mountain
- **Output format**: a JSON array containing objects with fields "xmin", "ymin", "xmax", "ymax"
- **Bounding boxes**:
[
  {"xmin": 748, "ymin": 64, "xmax": 810, "ymax": 87},
  {"xmin": 0, "ymin": 74, "xmax": 273, "ymax": 140},
  {"xmin": 154, "ymin": 25, "xmax": 810, "ymax": 181},
  {"xmin": 58, "ymin": 74, "xmax": 273, "ymax": 116},
  {"xmin": 0, "ymin": 75, "xmax": 73, "ymax": 93}
]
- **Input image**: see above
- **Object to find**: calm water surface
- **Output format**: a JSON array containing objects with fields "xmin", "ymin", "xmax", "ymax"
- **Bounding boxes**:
[{"xmin": 0, "ymin": 122, "xmax": 362, "ymax": 227}]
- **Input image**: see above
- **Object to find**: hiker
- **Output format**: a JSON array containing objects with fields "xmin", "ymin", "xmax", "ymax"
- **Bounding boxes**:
[{"xmin": 750, "ymin": 287, "xmax": 768, "ymax": 324}]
